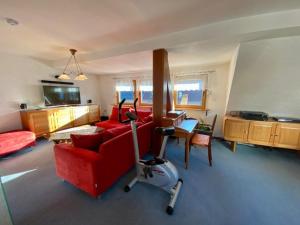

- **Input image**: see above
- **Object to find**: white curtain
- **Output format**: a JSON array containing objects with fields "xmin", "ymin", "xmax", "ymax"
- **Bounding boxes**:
[
  {"xmin": 138, "ymin": 79, "xmax": 153, "ymax": 91},
  {"xmin": 174, "ymin": 79, "xmax": 202, "ymax": 91},
  {"xmin": 115, "ymin": 80, "xmax": 133, "ymax": 91},
  {"xmin": 172, "ymin": 72, "xmax": 209, "ymax": 91}
]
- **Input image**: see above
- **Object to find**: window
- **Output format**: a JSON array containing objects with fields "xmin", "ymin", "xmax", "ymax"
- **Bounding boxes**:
[
  {"xmin": 116, "ymin": 80, "xmax": 135, "ymax": 104},
  {"xmin": 138, "ymin": 79, "xmax": 153, "ymax": 105},
  {"xmin": 174, "ymin": 79, "xmax": 206, "ymax": 110},
  {"xmin": 119, "ymin": 91, "xmax": 134, "ymax": 103}
]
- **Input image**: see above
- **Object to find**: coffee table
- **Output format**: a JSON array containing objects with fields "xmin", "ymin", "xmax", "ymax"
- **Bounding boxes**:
[{"xmin": 49, "ymin": 125, "xmax": 103, "ymax": 144}]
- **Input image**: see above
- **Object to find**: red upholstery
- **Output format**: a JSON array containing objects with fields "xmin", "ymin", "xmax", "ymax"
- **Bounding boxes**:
[
  {"xmin": 97, "ymin": 106, "xmax": 131, "ymax": 130},
  {"xmin": 109, "ymin": 106, "xmax": 119, "ymax": 121},
  {"xmin": 0, "ymin": 131, "xmax": 36, "ymax": 156},
  {"xmin": 129, "ymin": 108, "xmax": 152, "ymax": 122},
  {"xmin": 100, "ymin": 124, "xmax": 132, "ymax": 143},
  {"xmin": 71, "ymin": 132, "xmax": 104, "ymax": 151},
  {"xmin": 120, "ymin": 107, "xmax": 131, "ymax": 121},
  {"xmin": 96, "ymin": 120, "xmax": 125, "ymax": 130},
  {"xmin": 54, "ymin": 121, "xmax": 154, "ymax": 197},
  {"xmin": 143, "ymin": 114, "xmax": 153, "ymax": 123},
  {"xmin": 109, "ymin": 106, "xmax": 131, "ymax": 121},
  {"xmin": 96, "ymin": 106, "xmax": 152, "ymax": 131}
]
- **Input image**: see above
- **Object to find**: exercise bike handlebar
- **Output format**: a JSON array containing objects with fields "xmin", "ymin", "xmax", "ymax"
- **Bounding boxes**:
[
  {"xmin": 126, "ymin": 111, "xmax": 138, "ymax": 121},
  {"xmin": 118, "ymin": 98, "xmax": 139, "ymax": 123}
]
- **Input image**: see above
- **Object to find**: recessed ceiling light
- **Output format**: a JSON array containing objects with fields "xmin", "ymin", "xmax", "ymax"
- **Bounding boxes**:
[{"xmin": 5, "ymin": 18, "xmax": 19, "ymax": 26}]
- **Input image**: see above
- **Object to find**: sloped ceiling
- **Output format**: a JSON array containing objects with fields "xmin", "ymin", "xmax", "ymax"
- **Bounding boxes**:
[{"xmin": 1, "ymin": 0, "xmax": 300, "ymax": 74}]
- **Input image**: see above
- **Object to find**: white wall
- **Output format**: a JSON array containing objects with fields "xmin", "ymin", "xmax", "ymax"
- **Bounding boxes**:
[
  {"xmin": 98, "ymin": 62, "xmax": 230, "ymax": 137},
  {"xmin": 225, "ymin": 45, "xmax": 239, "ymax": 110},
  {"xmin": 98, "ymin": 75, "xmax": 117, "ymax": 116},
  {"xmin": 227, "ymin": 36, "xmax": 300, "ymax": 117},
  {"xmin": 0, "ymin": 53, "xmax": 100, "ymax": 132}
]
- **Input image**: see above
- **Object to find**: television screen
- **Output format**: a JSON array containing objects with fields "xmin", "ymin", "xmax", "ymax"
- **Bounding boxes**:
[{"xmin": 43, "ymin": 85, "xmax": 81, "ymax": 106}]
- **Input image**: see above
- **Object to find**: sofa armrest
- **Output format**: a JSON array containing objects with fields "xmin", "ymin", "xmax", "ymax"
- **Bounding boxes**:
[
  {"xmin": 54, "ymin": 143, "xmax": 105, "ymax": 197},
  {"xmin": 54, "ymin": 143, "xmax": 102, "ymax": 162}
]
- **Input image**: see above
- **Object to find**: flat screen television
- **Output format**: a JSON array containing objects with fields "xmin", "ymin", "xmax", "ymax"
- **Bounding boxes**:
[{"xmin": 43, "ymin": 85, "xmax": 81, "ymax": 106}]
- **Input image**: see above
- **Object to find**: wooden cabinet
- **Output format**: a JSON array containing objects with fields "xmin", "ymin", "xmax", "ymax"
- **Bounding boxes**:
[
  {"xmin": 73, "ymin": 106, "xmax": 89, "ymax": 127},
  {"xmin": 88, "ymin": 105, "xmax": 100, "ymax": 123},
  {"xmin": 273, "ymin": 123, "xmax": 300, "ymax": 150},
  {"xmin": 224, "ymin": 116, "xmax": 300, "ymax": 151},
  {"xmin": 27, "ymin": 111, "xmax": 50, "ymax": 137},
  {"xmin": 247, "ymin": 121, "xmax": 276, "ymax": 146},
  {"xmin": 20, "ymin": 105, "xmax": 100, "ymax": 137},
  {"xmin": 224, "ymin": 118, "xmax": 249, "ymax": 142},
  {"xmin": 55, "ymin": 108, "xmax": 73, "ymax": 130}
]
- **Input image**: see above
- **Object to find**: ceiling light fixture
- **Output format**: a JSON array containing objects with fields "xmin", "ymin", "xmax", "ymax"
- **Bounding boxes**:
[
  {"xmin": 5, "ymin": 18, "xmax": 19, "ymax": 26},
  {"xmin": 58, "ymin": 49, "xmax": 88, "ymax": 81}
]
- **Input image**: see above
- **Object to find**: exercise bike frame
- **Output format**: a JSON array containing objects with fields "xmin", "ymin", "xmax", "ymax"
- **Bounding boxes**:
[{"xmin": 124, "ymin": 112, "xmax": 183, "ymax": 215}]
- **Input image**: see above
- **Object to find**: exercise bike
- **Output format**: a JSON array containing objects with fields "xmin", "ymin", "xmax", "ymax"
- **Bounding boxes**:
[{"xmin": 124, "ymin": 111, "xmax": 183, "ymax": 215}]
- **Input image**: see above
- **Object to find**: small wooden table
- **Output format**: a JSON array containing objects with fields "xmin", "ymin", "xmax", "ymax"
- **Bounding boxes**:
[
  {"xmin": 49, "ymin": 125, "xmax": 103, "ymax": 144},
  {"xmin": 174, "ymin": 119, "xmax": 198, "ymax": 169}
]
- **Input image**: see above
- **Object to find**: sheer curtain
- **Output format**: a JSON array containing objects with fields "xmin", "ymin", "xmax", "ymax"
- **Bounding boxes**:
[
  {"xmin": 115, "ymin": 80, "xmax": 134, "ymax": 91},
  {"xmin": 138, "ymin": 79, "xmax": 153, "ymax": 91},
  {"xmin": 174, "ymin": 80, "xmax": 202, "ymax": 91}
]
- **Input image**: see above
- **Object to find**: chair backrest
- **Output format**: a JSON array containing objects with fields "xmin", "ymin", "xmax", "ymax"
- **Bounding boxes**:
[{"xmin": 211, "ymin": 114, "xmax": 217, "ymax": 134}]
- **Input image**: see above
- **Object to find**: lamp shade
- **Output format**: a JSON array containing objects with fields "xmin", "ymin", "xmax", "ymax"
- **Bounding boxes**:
[
  {"xmin": 75, "ymin": 73, "xmax": 88, "ymax": 81},
  {"xmin": 58, "ymin": 73, "xmax": 71, "ymax": 80}
]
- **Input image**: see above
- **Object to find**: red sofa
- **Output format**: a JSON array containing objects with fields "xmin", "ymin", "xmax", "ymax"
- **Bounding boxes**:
[
  {"xmin": 0, "ymin": 130, "xmax": 36, "ymax": 156},
  {"xmin": 54, "ymin": 121, "xmax": 154, "ymax": 197},
  {"xmin": 96, "ymin": 106, "xmax": 152, "ymax": 130}
]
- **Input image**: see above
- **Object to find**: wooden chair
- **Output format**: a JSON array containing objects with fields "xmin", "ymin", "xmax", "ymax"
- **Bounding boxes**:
[{"xmin": 190, "ymin": 115, "xmax": 217, "ymax": 166}]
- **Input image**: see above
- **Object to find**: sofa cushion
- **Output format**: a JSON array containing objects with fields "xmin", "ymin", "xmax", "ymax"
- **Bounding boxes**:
[
  {"xmin": 109, "ymin": 107, "xmax": 119, "ymax": 121},
  {"xmin": 109, "ymin": 106, "xmax": 132, "ymax": 121},
  {"xmin": 71, "ymin": 133, "xmax": 103, "ymax": 151},
  {"xmin": 120, "ymin": 107, "xmax": 131, "ymax": 121},
  {"xmin": 101, "ymin": 124, "xmax": 132, "ymax": 142},
  {"xmin": 143, "ymin": 114, "xmax": 153, "ymax": 123},
  {"xmin": 137, "ymin": 110, "xmax": 152, "ymax": 120},
  {"xmin": 96, "ymin": 120, "xmax": 126, "ymax": 130},
  {"xmin": 129, "ymin": 108, "xmax": 152, "ymax": 122}
]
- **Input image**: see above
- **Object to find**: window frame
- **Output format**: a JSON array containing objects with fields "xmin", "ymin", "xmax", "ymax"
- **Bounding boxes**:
[
  {"xmin": 116, "ymin": 80, "xmax": 137, "ymax": 106},
  {"xmin": 136, "ymin": 79, "xmax": 153, "ymax": 106},
  {"xmin": 173, "ymin": 78, "xmax": 207, "ymax": 110},
  {"xmin": 138, "ymin": 90, "xmax": 153, "ymax": 106}
]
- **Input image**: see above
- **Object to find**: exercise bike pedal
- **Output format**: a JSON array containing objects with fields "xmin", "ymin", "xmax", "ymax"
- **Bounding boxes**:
[
  {"xmin": 124, "ymin": 185, "xmax": 131, "ymax": 192},
  {"xmin": 166, "ymin": 206, "xmax": 174, "ymax": 215}
]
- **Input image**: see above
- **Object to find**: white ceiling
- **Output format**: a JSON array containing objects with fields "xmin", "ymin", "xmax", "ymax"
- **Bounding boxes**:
[{"xmin": 1, "ymin": 0, "xmax": 300, "ymax": 74}]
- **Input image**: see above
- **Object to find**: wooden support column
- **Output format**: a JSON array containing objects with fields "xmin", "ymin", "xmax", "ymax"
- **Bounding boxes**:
[{"xmin": 152, "ymin": 48, "xmax": 172, "ymax": 155}]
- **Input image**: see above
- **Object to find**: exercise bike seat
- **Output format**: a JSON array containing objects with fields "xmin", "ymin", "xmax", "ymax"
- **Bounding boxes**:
[
  {"xmin": 155, "ymin": 127, "xmax": 175, "ymax": 136},
  {"xmin": 142, "ymin": 157, "xmax": 165, "ymax": 166}
]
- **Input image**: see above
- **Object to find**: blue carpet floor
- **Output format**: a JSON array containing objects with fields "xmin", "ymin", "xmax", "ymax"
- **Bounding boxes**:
[{"xmin": 0, "ymin": 139, "xmax": 300, "ymax": 225}]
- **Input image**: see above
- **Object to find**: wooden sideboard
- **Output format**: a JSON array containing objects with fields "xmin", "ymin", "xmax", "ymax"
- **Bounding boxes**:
[
  {"xmin": 20, "ymin": 105, "xmax": 100, "ymax": 137},
  {"xmin": 223, "ymin": 116, "xmax": 300, "ymax": 152}
]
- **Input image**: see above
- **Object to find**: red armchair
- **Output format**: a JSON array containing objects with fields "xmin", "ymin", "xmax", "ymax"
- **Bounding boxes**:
[{"xmin": 54, "ymin": 121, "xmax": 154, "ymax": 197}]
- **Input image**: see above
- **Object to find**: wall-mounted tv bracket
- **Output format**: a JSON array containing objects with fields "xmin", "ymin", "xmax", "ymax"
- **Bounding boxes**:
[{"xmin": 41, "ymin": 78, "xmax": 74, "ymax": 85}]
